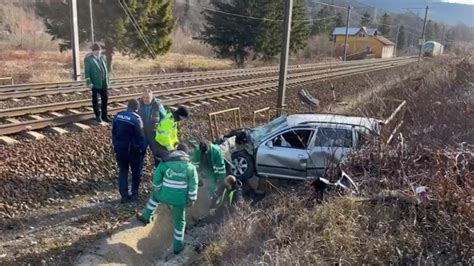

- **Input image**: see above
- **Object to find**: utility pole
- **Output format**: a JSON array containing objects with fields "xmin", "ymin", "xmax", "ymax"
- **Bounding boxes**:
[
  {"xmin": 343, "ymin": 5, "xmax": 351, "ymax": 61},
  {"xmin": 89, "ymin": 0, "xmax": 95, "ymax": 44},
  {"xmin": 332, "ymin": 12, "xmax": 337, "ymax": 58},
  {"xmin": 69, "ymin": 0, "xmax": 81, "ymax": 81},
  {"xmin": 394, "ymin": 24, "xmax": 400, "ymax": 57},
  {"xmin": 276, "ymin": 0, "xmax": 293, "ymax": 116},
  {"xmin": 418, "ymin": 6, "xmax": 429, "ymax": 63}
]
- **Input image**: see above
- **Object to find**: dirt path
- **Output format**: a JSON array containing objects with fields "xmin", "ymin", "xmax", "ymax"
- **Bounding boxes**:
[{"xmin": 75, "ymin": 182, "xmax": 212, "ymax": 265}]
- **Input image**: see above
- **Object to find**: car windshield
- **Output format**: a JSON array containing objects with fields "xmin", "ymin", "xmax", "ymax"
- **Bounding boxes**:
[{"xmin": 250, "ymin": 115, "xmax": 288, "ymax": 143}]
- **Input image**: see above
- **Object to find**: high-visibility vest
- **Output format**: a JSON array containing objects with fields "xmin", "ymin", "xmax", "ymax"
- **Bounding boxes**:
[
  {"xmin": 216, "ymin": 188, "xmax": 236, "ymax": 207},
  {"xmin": 155, "ymin": 112, "xmax": 178, "ymax": 151}
]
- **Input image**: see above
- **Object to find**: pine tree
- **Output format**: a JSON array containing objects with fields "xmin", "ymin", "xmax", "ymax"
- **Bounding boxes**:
[
  {"xmin": 433, "ymin": 22, "xmax": 440, "ymax": 41},
  {"xmin": 119, "ymin": 0, "xmax": 175, "ymax": 59},
  {"xmin": 311, "ymin": 6, "xmax": 333, "ymax": 36},
  {"xmin": 425, "ymin": 20, "xmax": 435, "ymax": 40},
  {"xmin": 201, "ymin": 0, "xmax": 263, "ymax": 67},
  {"xmin": 397, "ymin": 25, "xmax": 406, "ymax": 51},
  {"xmin": 36, "ymin": 0, "xmax": 175, "ymax": 69},
  {"xmin": 378, "ymin": 13, "xmax": 390, "ymax": 36},
  {"xmin": 360, "ymin": 12, "xmax": 371, "ymax": 27},
  {"xmin": 202, "ymin": 0, "xmax": 309, "ymax": 65},
  {"xmin": 335, "ymin": 12, "xmax": 345, "ymax": 27},
  {"xmin": 445, "ymin": 29, "xmax": 455, "ymax": 49},
  {"xmin": 255, "ymin": 0, "xmax": 310, "ymax": 60}
]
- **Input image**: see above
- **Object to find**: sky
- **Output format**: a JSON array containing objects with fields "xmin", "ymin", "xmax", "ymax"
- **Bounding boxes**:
[
  {"xmin": 441, "ymin": 0, "xmax": 474, "ymax": 4},
  {"xmin": 357, "ymin": 0, "xmax": 474, "ymax": 25}
]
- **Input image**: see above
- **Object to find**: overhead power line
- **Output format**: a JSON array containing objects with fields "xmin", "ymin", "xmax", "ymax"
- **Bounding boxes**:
[
  {"xmin": 309, "ymin": 1, "xmax": 347, "ymax": 10},
  {"xmin": 175, "ymin": 0, "xmax": 337, "ymax": 23},
  {"xmin": 118, "ymin": 0, "xmax": 157, "ymax": 59}
]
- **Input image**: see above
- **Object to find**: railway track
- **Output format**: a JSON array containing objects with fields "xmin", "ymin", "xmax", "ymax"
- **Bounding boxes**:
[
  {"xmin": 0, "ymin": 57, "xmax": 412, "ymax": 101},
  {"xmin": 0, "ymin": 58, "xmax": 416, "ymax": 137}
]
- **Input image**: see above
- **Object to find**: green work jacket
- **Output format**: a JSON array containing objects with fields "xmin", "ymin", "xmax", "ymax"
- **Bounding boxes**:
[
  {"xmin": 153, "ymin": 151, "xmax": 198, "ymax": 207},
  {"xmin": 84, "ymin": 53, "xmax": 110, "ymax": 89},
  {"xmin": 191, "ymin": 144, "xmax": 226, "ymax": 194}
]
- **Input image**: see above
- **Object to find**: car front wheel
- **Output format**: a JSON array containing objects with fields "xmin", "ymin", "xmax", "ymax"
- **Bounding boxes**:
[{"xmin": 230, "ymin": 151, "xmax": 254, "ymax": 181}]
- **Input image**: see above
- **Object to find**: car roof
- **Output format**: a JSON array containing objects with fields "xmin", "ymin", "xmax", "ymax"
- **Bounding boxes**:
[{"xmin": 286, "ymin": 114, "xmax": 381, "ymax": 133}]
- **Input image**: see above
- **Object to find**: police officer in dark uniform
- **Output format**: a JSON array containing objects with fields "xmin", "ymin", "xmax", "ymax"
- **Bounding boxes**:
[{"xmin": 112, "ymin": 99, "xmax": 146, "ymax": 203}]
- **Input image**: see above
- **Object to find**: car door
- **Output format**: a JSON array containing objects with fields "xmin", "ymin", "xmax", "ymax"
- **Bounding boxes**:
[
  {"xmin": 256, "ymin": 128, "xmax": 314, "ymax": 180},
  {"xmin": 307, "ymin": 126, "xmax": 354, "ymax": 178}
]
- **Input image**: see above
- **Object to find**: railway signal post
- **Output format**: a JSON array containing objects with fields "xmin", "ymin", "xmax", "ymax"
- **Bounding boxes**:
[{"xmin": 277, "ymin": 0, "xmax": 293, "ymax": 116}]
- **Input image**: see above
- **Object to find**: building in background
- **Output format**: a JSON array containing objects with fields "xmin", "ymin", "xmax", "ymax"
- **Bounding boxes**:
[{"xmin": 332, "ymin": 27, "xmax": 395, "ymax": 59}]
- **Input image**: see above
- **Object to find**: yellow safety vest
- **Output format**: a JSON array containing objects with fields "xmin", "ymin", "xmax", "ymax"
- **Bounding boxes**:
[
  {"xmin": 155, "ymin": 112, "xmax": 178, "ymax": 151},
  {"xmin": 216, "ymin": 188, "xmax": 235, "ymax": 207}
]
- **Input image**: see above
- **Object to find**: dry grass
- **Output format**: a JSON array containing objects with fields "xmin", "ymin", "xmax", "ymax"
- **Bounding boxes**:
[
  {"xmin": 0, "ymin": 50, "xmax": 233, "ymax": 84},
  {"xmin": 170, "ymin": 27, "xmax": 214, "ymax": 57},
  {"xmin": 296, "ymin": 35, "xmax": 335, "ymax": 61},
  {"xmin": 199, "ymin": 58, "xmax": 474, "ymax": 265},
  {"xmin": 0, "ymin": 3, "xmax": 231, "ymax": 83},
  {"xmin": 352, "ymin": 58, "xmax": 474, "ymax": 147},
  {"xmin": 0, "ymin": 3, "xmax": 59, "ymax": 51},
  {"xmin": 0, "ymin": 50, "xmax": 72, "ymax": 83},
  {"xmin": 113, "ymin": 53, "xmax": 232, "ymax": 75}
]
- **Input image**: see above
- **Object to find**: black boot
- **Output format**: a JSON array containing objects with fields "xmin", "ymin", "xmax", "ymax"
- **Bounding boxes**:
[{"xmin": 136, "ymin": 213, "xmax": 150, "ymax": 225}]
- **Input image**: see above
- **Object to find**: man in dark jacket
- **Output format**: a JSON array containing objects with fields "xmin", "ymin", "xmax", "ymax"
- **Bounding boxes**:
[
  {"xmin": 112, "ymin": 99, "xmax": 146, "ymax": 203},
  {"xmin": 137, "ymin": 89, "xmax": 167, "ymax": 166}
]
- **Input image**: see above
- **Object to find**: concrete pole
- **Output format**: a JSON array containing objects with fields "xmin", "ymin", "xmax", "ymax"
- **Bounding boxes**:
[
  {"xmin": 343, "ymin": 5, "xmax": 351, "ymax": 61},
  {"xmin": 276, "ymin": 0, "xmax": 293, "ymax": 116},
  {"xmin": 89, "ymin": 0, "xmax": 95, "ymax": 44},
  {"xmin": 69, "ymin": 0, "xmax": 81, "ymax": 81},
  {"xmin": 394, "ymin": 24, "xmax": 400, "ymax": 57},
  {"xmin": 418, "ymin": 6, "xmax": 429, "ymax": 63}
]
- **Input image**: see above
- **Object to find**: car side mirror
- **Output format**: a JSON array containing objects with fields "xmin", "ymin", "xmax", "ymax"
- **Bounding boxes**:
[{"xmin": 266, "ymin": 141, "xmax": 273, "ymax": 149}]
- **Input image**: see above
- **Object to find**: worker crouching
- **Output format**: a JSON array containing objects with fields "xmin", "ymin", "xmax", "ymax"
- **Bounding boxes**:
[
  {"xmin": 136, "ymin": 144, "xmax": 198, "ymax": 255},
  {"xmin": 210, "ymin": 175, "xmax": 243, "ymax": 221}
]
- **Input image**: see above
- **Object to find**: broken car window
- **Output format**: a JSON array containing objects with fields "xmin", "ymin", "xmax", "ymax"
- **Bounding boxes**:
[
  {"xmin": 272, "ymin": 129, "xmax": 313, "ymax": 149},
  {"xmin": 314, "ymin": 128, "xmax": 353, "ymax": 148}
]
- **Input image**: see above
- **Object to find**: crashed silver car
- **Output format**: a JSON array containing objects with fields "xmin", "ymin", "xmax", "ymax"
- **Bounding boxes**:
[{"xmin": 218, "ymin": 114, "xmax": 382, "ymax": 181}]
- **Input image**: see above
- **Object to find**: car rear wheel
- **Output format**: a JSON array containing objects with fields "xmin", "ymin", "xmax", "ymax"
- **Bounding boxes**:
[{"xmin": 230, "ymin": 151, "xmax": 254, "ymax": 180}]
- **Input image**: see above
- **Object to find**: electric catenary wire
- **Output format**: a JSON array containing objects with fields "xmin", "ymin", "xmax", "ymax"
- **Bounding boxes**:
[
  {"xmin": 175, "ymin": 0, "xmax": 338, "ymax": 23},
  {"xmin": 118, "ymin": 0, "xmax": 157, "ymax": 59}
]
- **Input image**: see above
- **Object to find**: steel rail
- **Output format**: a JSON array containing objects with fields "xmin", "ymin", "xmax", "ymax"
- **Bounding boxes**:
[
  {"xmin": 0, "ymin": 59, "xmax": 414, "ymax": 118},
  {"xmin": 0, "ymin": 62, "xmax": 327, "ymax": 93},
  {"xmin": 0, "ymin": 60, "xmax": 357, "ymax": 100},
  {"xmin": 0, "ymin": 59, "xmax": 415, "ymax": 135},
  {"xmin": 0, "ymin": 57, "xmax": 414, "ymax": 95}
]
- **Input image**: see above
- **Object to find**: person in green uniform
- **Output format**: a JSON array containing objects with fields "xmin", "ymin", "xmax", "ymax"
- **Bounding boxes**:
[
  {"xmin": 136, "ymin": 144, "xmax": 198, "ymax": 254},
  {"xmin": 191, "ymin": 141, "xmax": 226, "ymax": 199}
]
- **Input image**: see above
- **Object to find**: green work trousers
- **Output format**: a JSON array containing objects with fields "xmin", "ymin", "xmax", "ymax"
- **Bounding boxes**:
[{"xmin": 142, "ymin": 196, "xmax": 187, "ymax": 253}]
